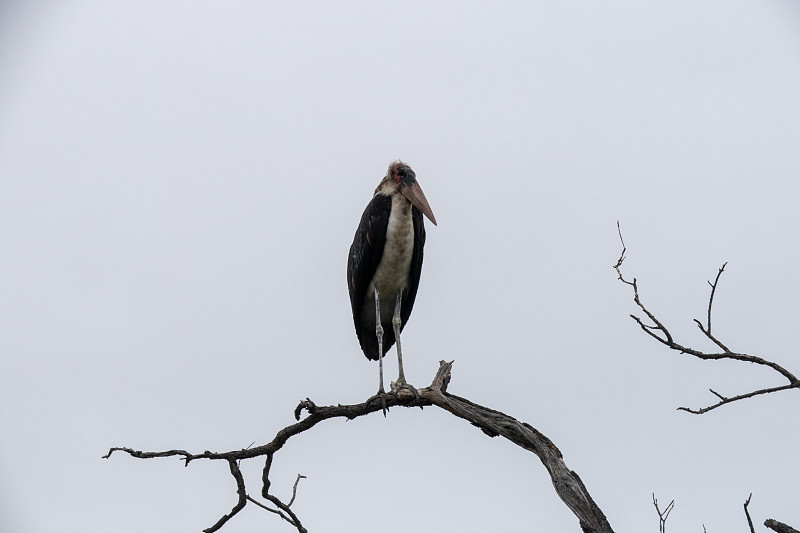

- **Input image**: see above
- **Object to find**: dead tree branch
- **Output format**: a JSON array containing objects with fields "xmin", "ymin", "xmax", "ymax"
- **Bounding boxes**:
[
  {"xmin": 766, "ymin": 519, "xmax": 800, "ymax": 533},
  {"xmin": 652, "ymin": 493, "xmax": 674, "ymax": 533},
  {"xmin": 613, "ymin": 223, "xmax": 800, "ymax": 414},
  {"xmin": 104, "ymin": 361, "xmax": 613, "ymax": 533},
  {"xmin": 744, "ymin": 493, "xmax": 756, "ymax": 533}
]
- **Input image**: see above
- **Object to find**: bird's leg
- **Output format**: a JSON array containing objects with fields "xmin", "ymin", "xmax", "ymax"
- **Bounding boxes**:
[
  {"xmin": 375, "ymin": 289, "xmax": 387, "ymax": 416},
  {"xmin": 391, "ymin": 290, "xmax": 419, "ymax": 401},
  {"xmin": 393, "ymin": 291, "xmax": 406, "ymax": 384}
]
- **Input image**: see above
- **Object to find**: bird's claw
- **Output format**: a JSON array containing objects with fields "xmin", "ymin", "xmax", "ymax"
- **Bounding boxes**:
[
  {"xmin": 367, "ymin": 390, "xmax": 389, "ymax": 417},
  {"xmin": 391, "ymin": 380, "xmax": 420, "ymax": 402}
]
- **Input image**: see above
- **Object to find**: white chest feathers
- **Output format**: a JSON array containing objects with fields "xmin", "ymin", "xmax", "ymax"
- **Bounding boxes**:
[{"xmin": 369, "ymin": 195, "xmax": 415, "ymax": 306}]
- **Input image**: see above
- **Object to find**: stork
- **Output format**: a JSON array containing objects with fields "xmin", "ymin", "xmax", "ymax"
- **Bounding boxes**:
[{"xmin": 347, "ymin": 161, "xmax": 437, "ymax": 413}]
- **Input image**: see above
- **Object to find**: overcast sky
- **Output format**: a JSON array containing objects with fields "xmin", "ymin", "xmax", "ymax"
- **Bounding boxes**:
[{"xmin": 2, "ymin": 1, "xmax": 800, "ymax": 532}]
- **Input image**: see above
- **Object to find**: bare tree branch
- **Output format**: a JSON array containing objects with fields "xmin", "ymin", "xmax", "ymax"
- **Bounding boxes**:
[
  {"xmin": 105, "ymin": 361, "xmax": 613, "ymax": 533},
  {"xmin": 652, "ymin": 493, "xmax": 674, "ymax": 533},
  {"xmin": 201, "ymin": 459, "xmax": 247, "ymax": 533},
  {"xmin": 245, "ymin": 496, "xmax": 295, "ymax": 524},
  {"xmin": 765, "ymin": 519, "xmax": 800, "ymax": 533},
  {"xmin": 288, "ymin": 474, "xmax": 306, "ymax": 507},
  {"xmin": 744, "ymin": 493, "xmax": 756, "ymax": 533},
  {"xmin": 694, "ymin": 263, "xmax": 731, "ymax": 352},
  {"xmin": 613, "ymin": 224, "xmax": 800, "ymax": 414}
]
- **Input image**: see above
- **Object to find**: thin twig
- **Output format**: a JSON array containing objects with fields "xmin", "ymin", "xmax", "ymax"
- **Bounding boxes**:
[
  {"xmin": 652, "ymin": 493, "xmax": 675, "ymax": 533},
  {"xmin": 288, "ymin": 474, "xmax": 307, "ymax": 507},
  {"xmin": 693, "ymin": 263, "xmax": 731, "ymax": 352},
  {"xmin": 246, "ymin": 495, "xmax": 292, "ymax": 522},
  {"xmin": 244, "ymin": 473, "xmax": 308, "ymax": 529},
  {"xmin": 678, "ymin": 383, "xmax": 799, "ymax": 414},
  {"xmin": 744, "ymin": 493, "xmax": 756, "ymax": 533}
]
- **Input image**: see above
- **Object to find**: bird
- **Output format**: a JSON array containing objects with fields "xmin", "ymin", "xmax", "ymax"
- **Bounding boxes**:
[{"xmin": 347, "ymin": 161, "xmax": 437, "ymax": 412}]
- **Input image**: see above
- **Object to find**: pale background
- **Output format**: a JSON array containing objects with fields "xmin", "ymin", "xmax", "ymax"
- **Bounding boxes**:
[{"xmin": 1, "ymin": 1, "xmax": 799, "ymax": 531}]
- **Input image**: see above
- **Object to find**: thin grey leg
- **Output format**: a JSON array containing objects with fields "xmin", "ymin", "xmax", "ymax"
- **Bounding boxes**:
[
  {"xmin": 393, "ymin": 291, "xmax": 406, "ymax": 384},
  {"xmin": 391, "ymin": 290, "xmax": 418, "ymax": 400},
  {"xmin": 375, "ymin": 289, "xmax": 387, "ymax": 415}
]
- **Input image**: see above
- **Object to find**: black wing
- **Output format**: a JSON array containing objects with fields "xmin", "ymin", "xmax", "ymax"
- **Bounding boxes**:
[{"xmin": 347, "ymin": 194, "xmax": 391, "ymax": 359}]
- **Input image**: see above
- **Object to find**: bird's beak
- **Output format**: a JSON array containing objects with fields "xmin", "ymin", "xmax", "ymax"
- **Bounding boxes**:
[{"xmin": 401, "ymin": 180, "xmax": 437, "ymax": 226}]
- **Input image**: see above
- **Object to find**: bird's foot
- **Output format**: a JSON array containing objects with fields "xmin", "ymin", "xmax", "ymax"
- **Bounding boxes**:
[
  {"xmin": 367, "ymin": 389, "xmax": 389, "ymax": 417},
  {"xmin": 390, "ymin": 380, "xmax": 420, "ymax": 402}
]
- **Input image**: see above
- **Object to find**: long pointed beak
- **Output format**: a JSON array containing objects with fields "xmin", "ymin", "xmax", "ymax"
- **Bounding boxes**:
[{"xmin": 401, "ymin": 182, "xmax": 437, "ymax": 226}]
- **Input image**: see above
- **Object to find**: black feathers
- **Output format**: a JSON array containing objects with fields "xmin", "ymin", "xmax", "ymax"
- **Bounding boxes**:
[{"xmin": 347, "ymin": 195, "xmax": 426, "ymax": 360}]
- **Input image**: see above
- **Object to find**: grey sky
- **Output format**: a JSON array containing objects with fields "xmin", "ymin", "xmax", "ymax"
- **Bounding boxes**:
[{"xmin": 1, "ymin": 1, "xmax": 799, "ymax": 531}]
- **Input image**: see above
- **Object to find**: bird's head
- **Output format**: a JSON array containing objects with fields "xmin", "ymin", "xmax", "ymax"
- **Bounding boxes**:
[{"xmin": 376, "ymin": 161, "xmax": 438, "ymax": 226}]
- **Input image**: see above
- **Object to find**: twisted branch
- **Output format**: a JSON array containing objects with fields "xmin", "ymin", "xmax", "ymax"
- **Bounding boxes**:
[{"xmin": 104, "ymin": 361, "xmax": 613, "ymax": 533}]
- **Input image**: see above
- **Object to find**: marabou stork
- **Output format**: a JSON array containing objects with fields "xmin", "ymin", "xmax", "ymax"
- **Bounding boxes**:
[{"xmin": 347, "ymin": 161, "xmax": 437, "ymax": 411}]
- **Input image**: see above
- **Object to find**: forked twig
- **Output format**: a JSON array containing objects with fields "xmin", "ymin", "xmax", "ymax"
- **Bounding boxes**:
[
  {"xmin": 652, "ymin": 493, "xmax": 674, "ymax": 533},
  {"xmin": 744, "ymin": 493, "xmax": 756, "ymax": 533}
]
